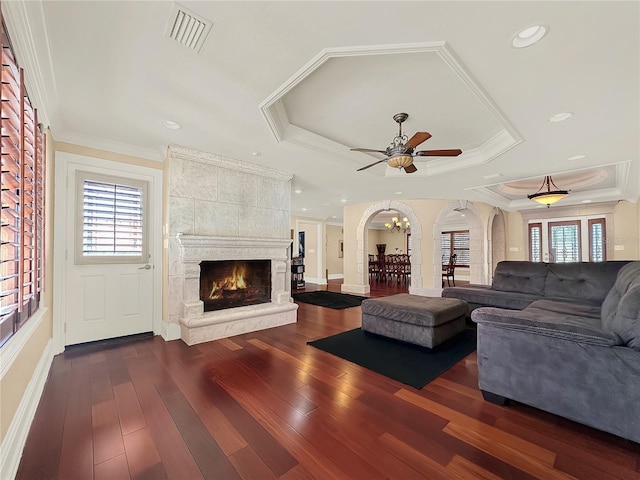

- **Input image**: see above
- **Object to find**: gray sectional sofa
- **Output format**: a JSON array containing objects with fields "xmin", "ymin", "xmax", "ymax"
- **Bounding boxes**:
[{"xmin": 442, "ymin": 260, "xmax": 640, "ymax": 443}]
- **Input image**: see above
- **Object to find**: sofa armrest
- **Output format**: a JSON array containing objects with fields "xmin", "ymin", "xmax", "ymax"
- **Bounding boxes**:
[{"xmin": 471, "ymin": 307, "xmax": 622, "ymax": 347}]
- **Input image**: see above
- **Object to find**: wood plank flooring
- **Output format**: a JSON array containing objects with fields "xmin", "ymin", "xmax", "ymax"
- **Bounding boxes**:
[{"xmin": 17, "ymin": 280, "xmax": 640, "ymax": 479}]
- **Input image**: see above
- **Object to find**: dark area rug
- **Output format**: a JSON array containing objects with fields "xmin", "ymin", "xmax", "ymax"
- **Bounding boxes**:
[
  {"xmin": 293, "ymin": 291, "xmax": 369, "ymax": 309},
  {"xmin": 307, "ymin": 327, "xmax": 477, "ymax": 389}
]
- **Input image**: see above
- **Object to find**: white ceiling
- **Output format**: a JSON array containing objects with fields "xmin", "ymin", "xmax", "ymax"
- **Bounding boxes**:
[{"xmin": 7, "ymin": 1, "xmax": 639, "ymax": 222}]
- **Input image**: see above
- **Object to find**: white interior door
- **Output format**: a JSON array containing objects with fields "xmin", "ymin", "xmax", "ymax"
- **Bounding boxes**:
[{"xmin": 60, "ymin": 156, "xmax": 157, "ymax": 346}]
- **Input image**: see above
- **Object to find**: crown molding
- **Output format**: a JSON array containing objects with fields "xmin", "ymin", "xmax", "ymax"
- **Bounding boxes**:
[
  {"xmin": 168, "ymin": 145, "xmax": 293, "ymax": 182},
  {"xmin": 54, "ymin": 130, "xmax": 165, "ymax": 162},
  {"xmin": 259, "ymin": 41, "xmax": 522, "ymax": 177},
  {"xmin": 2, "ymin": 0, "xmax": 56, "ymax": 126}
]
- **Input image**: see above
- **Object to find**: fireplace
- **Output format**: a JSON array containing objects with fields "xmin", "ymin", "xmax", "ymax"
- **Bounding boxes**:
[
  {"xmin": 200, "ymin": 260, "xmax": 271, "ymax": 311},
  {"xmin": 174, "ymin": 235, "xmax": 298, "ymax": 345}
]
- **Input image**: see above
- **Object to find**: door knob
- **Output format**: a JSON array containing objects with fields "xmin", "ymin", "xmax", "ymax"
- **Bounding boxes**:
[{"xmin": 138, "ymin": 264, "xmax": 152, "ymax": 270}]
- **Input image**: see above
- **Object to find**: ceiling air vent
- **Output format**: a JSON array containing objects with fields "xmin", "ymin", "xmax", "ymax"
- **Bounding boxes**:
[{"xmin": 164, "ymin": 3, "xmax": 212, "ymax": 53}]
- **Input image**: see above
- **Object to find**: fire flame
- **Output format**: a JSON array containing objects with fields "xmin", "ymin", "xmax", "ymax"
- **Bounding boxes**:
[{"xmin": 209, "ymin": 263, "xmax": 247, "ymax": 299}]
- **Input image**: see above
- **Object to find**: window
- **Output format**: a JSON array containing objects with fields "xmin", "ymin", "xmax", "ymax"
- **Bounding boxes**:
[
  {"xmin": 442, "ymin": 230, "xmax": 469, "ymax": 267},
  {"xmin": 527, "ymin": 217, "xmax": 606, "ymax": 263},
  {"xmin": 548, "ymin": 220, "xmax": 581, "ymax": 263},
  {"xmin": 1, "ymin": 21, "xmax": 46, "ymax": 346},
  {"xmin": 529, "ymin": 223, "xmax": 542, "ymax": 262},
  {"xmin": 75, "ymin": 172, "xmax": 148, "ymax": 264},
  {"xmin": 589, "ymin": 218, "xmax": 606, "ymax": 262}
]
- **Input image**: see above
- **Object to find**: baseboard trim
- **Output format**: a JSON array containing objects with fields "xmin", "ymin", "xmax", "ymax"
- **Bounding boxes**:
[
  {"xmin": 327, "ymin": 274, "xmax": 344, "ymax": 280},
  {"xmin": 0, "ymin": 338, "xmax": 54, "ymax": 480}
]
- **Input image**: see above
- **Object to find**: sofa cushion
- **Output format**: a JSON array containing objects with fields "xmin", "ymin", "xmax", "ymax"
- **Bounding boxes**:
[
  {"xmin": 601, "ymin": 262, "xmax": 640, "ymax": 350},
  {"xmin": 442, "ymin": 285, "xmax": 540, "ymax": 310},
  {"xmin": 544, "ymin": 261, "xmax": 630, "ymax": 303},
  {"xmin": 471, "ymin": 306, "xmax": 622, "ymax": 347},
  {"xmin": 491, "ymin": 261, "xmax": 548, "ymax": 295},
  {"xmin": 527, "ymin": 299, "xmax": 601, "ymax": 319}
]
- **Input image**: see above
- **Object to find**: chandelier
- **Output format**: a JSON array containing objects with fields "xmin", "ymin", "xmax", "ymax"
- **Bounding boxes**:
[
  {"xmin": 527, "ymin": 175, "xmax": 570, "ymax": 207},
  {"xmin": 385, "ymin": 216, "xmax": 410, "ymax": 233}
]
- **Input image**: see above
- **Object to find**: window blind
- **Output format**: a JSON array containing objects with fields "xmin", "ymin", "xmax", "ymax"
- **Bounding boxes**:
[
  {"xmin": 81, "ymin": 180, "xmax": 144, "ymax": 257},
  {"xmin": 442, "ymin": 230, "xmax": 469, "ymax": 267},
  {"xmin": 1, "ymin": 22, "xmax": 46, "ymax": 346}
]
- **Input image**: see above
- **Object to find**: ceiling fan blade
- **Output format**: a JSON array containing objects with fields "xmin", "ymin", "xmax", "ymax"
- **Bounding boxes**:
[
  {"xmin": 357, "ymin": 158, "xmax": 389, "ymax": 171},
  {"xmin": 350, "ymin": 147, "xmax": 387, "ymax": 154},
  {"xmin": 403, "ymin": 163, "xmax": 418, "ymax": 174},
  {"xmin": 415, "ymin": 149, "xmax": 462, "ymax": 157},
  {"xmin": 404, "ymin": 132, "xmax": 431, "ymax": 149}
]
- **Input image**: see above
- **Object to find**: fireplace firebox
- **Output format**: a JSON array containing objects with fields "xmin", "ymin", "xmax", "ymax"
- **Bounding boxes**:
[{"xmin": 199, "ymin": 260, "xmax": 271, "ymax": 312}]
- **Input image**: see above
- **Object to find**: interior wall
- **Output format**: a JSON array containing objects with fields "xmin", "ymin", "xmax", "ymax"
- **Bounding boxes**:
[
  {"xmin": 367, "ymin": 229, "xmax": 407, "ymax": 255},
  {"xmin": 325, "ymin": 224, "xmax": 343, "ymax": 278},
  {"xmin": 613, "ymin": 200, "xmax": 640, "ymax": 259}
]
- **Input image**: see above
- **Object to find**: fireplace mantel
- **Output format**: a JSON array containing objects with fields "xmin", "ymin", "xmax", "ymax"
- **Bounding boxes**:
[{"xmin": 176, "ymin": 234, "xmax": 297, "ymax": 345}]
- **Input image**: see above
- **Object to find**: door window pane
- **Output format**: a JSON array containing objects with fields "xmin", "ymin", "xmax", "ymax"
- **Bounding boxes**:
[
  {"xmin": 76, "ymin": 173, "xmax": 147, "ymax": 264},
  {"xmin": 548, "ymin": 221, "xmax": 581, "ymax": 263},
  {"xmin": 529, "ymin": 223, "xmax": 542, "ymax": 262},
  {"xmin": 589, "ymin": 218, "xmax": 606, "ymax": 262}
]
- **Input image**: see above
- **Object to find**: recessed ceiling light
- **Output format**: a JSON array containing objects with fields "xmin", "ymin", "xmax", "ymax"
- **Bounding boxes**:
[
  {"xmin": 294, "ymin": 189, "xmax": 302, "ymax": 194},
  {"xmin": 482, "ymin": 173, "xmax": 503, "ymax": 180},
  {"xmin": 549, "ymin": 112, "xmax": 573, "ymax": 123},
  {"xmin": 251, "ymin": 151, "xmax": 261, "ymax": 156},
  {"xmin": 582, "ymin": 200, "xmax": 592, "ymax": 204},
  {"xmin": 163, "ymin": 120, "xmax": 181, "ymax": 130},
  {"xmin": 301, "ymin": 208, "xmax": 308, "ymax": 212},
  {"xmin": 512, "ymin": 25, "xmax": 548, "ymax": 48},
  {"xmin": 394, "ymin": 191, "xmax": 403, "ymax": 195},
  {"xmin": 341, "ymin": 198, "xmax": 347, "ymax": 203},
  {"xmin": 332, "ymin": 216, "xmax": 337, "ymax": 218},
  {"xmin": 568, "ymin": 154, "xmax": 587, "ymax": 161}
]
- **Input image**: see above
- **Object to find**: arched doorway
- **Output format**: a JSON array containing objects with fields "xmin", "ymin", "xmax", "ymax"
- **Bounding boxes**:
[
  {"xmin": 487, "ymin": 207, "xmax": 506, "ymax": 281},
  {"xmin": 342, "ymin": 200, "xmax": 423, "ymax": 295},
  {"xmin": 433, "ymin": 201, "xmax": 486, "ymax": 287}
]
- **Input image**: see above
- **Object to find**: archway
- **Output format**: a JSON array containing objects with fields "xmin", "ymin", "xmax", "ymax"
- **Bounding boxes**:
[
  {"xmin": 433, "ymin": 200, "xmax": 486, "ymax": 287},
  {"xmin": 487, "ymin": 207, "xmax": 506, "ymax": 281},
  {"xmin": 343, "ymin": 200, "xmax": 423, "ymax": 295}
]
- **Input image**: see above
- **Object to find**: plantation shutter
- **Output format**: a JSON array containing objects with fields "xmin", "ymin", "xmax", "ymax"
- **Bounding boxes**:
[
  {"xmin": 77, "ymin": 173, "xmax": 147, "ymax": 264},
  {"xmin": 441, "ymin": 233, "xmax": 451, "ymax": 265},
  {"xmin": 442, "ymin": 230, "xmax": 469, "ymax": 267},
  {"xmin": 1, "ymin": 24, "xmax": 46, "ymax": 345},
  {"xmin": 451, "ymin": 231, "xmax": 470, "ymax": 267},
  {"xmin": 589, "ymin": 218, "xmax": 606, "ymax": 262},
  {"xmin": 529, "ymin": 223, "xmax": 542, "ymax": 262}
]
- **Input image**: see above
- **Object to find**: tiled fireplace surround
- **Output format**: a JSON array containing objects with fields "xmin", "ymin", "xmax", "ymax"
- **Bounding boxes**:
[{"xmin": 168, "ymin": 145, "xmax": 297, "ymax": 345}]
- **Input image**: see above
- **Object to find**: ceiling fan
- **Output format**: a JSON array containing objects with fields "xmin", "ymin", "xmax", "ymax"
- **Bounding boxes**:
[{"xmin": 351, "ymin": 112, "xmax": 462, "ymax": 174}]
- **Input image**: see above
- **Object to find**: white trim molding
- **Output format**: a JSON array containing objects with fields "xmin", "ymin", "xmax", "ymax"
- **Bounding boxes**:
[{"xmin": 0, "ymin": 339, "xmax": 54, "ymax": 480}]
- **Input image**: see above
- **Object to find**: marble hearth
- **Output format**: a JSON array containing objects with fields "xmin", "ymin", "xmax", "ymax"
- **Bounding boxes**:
[{"xmin": 177, "ymin": 235, "xmax": 297, "ymax": 346}]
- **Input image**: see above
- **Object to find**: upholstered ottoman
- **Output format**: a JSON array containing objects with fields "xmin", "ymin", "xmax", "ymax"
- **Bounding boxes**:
[{"xmin": 361, "ymin": 294, "xmax": 468, "ymax": 348}]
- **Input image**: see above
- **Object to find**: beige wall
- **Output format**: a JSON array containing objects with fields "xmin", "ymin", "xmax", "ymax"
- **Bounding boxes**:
[
  {"xmin": 344, "ymin": 199, "xmax": 466, "ymax": 289},
  {"xmin": 505, "ymin": 210, "xmax": 527, "ymax": 260},
  {"xmin": 291, "ymin": 216, "xmax": 326, "ymax": 283},
  {"xmin": 613, "ymin": 200, "xmax": 640, "ymax": 259},
  {"xmin": 1, "ymin": 131, "xmax": 56, "ymax": 444},
  {"xmin": 325, "ymin": 224, "xmax": 344, "ymax": 277},
  {"xmin": 367, "ymin": 229, "xmax": 408, "ymax": 255}
]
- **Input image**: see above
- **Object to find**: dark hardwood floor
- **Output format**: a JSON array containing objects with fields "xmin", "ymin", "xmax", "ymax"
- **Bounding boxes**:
[{"xmin": 17, "ymin": 280, "xmax": 640, "ymax": 480}]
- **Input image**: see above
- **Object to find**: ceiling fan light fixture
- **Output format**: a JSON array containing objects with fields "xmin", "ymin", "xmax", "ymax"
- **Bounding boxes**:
[
  {"xmin": 527, "ymin": 175, "xmax": 570, "ymax": 207},
  {"xmin": 387, "ymin": 154, "xmax": 414, "ymax": 169}
]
